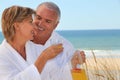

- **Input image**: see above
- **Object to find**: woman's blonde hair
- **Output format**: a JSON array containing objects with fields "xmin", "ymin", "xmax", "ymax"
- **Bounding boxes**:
[{"xmin": 1, "ymin": 5, "xmax": 35, "ymax": 41}]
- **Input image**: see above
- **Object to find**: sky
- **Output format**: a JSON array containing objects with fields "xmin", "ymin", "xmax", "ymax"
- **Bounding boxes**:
[{"xmin": 0, "ymin": 0, "xmax": 120, "ymax": 30}]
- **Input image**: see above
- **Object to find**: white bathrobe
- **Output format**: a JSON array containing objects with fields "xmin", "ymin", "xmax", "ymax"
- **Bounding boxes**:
[
  {"xmin": 0, "ymin": 31, "xmax": 75, "ymax": 80},
  {"xmin": 0, "ymin": 40, "xmax": 41, "ymax": 80}
]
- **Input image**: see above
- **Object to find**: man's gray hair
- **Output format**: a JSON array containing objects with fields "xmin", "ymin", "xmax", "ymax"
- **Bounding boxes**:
[{"xmin": 37, "ymin": 2, "xmax": 61, "ymax": 21}]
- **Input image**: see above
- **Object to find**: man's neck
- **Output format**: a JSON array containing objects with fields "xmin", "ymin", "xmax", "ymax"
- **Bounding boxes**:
[{"xmin": 32, "ymin": 35, "xmax": 51, "ymax": 45}]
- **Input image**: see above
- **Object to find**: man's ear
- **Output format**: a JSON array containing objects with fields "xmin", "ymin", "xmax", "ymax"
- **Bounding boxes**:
[{"xmin": 54, "ymin": 21, "xmax": 59, "ymax": 30}]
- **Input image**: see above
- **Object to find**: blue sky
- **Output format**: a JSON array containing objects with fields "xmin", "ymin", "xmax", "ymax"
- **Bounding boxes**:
[{"xmin": 0, "ymin": 0, "xmax": 120, "ymax": 30}]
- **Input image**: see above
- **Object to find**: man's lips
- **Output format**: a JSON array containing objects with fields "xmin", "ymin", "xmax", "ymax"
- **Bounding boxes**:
[
  {"xmin": 38, "ymin": 27, "xmax": 44, "ymax": 31},
  {"xmin": 37, "ymin": 27, "xmax": 45, "ymax": 31}
]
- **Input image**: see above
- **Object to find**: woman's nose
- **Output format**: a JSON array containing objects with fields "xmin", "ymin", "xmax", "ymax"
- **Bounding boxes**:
[{"xmin": 33, "ymin": 27, "xmax": 37, "ymax": 35}]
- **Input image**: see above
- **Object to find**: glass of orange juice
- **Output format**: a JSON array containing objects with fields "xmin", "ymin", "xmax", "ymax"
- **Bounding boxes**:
[{"xmin": 70, "ymin": 50, "xmax": 88, "ymax": 80}]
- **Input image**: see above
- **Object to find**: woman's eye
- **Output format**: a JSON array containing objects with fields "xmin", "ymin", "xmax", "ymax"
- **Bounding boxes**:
[{"xmin": 29, "ymin": 20, "xmax": 33, "ymax": 23}]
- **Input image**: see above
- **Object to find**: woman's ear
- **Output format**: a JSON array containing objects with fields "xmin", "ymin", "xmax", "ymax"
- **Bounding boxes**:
[{"xmin": 13, "ymin": 22, "xmax": 20, "ymax": 30}]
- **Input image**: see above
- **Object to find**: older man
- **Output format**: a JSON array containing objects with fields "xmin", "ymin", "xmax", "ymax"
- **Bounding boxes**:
[{"xmin": 27, "ymin": 1, "xmax": 86, "ymax": 80}]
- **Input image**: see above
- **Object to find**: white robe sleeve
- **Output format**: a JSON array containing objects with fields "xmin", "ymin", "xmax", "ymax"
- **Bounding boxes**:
[
  {"xmin": 0, "ymin": 56, "xmax": 41, "ymax": 80},
  {"xmin": 12, "ymin": 64, "xmax": 41, "ymax": 80},
  {"xmin": 0, "ymin": 40, "xmax": 41, "ymax": 80},
  {"xmin": 50, "ymin": 32, "xmax": 75, "ymax": 67}
]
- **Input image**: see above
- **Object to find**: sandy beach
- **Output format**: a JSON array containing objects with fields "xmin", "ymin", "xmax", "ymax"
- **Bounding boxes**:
[
  {"xmin": 86, "ymin": 57, "xmax": 120, "ymax": 70},
  {"xmin": 81, "ymin": 57, "xmax": 120, "ymax": 80},
  {"xmin": 71, "ymin": 49, "xmax": 120, "ymax": 80}
]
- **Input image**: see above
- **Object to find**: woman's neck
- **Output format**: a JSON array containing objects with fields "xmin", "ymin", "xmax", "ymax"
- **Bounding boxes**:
[{"xmin": 8, "ymin": 40, "xmax": 26, "ymax": 60}]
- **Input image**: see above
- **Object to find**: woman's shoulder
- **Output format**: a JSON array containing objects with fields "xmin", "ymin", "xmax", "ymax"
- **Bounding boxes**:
[{"xmin": 0, "ymin": 40, "xmax": 10, "ymax": 57}]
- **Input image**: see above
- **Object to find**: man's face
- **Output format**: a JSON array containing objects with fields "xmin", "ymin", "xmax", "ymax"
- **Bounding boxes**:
[{"xmin": 33, "ymin": 5, "xmax": 59, "ymax": 44}]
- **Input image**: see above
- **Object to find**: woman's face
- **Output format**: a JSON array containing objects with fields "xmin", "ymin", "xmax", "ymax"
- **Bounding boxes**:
[{"xmin": 17, "ymin": 17, "xmax": 35, "ymax": 41}]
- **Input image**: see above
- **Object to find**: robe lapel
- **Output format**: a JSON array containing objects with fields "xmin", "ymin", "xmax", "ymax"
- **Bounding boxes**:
[{"xmin": 3, "ymin": 40, "xmax": 29, "ymax": 71}]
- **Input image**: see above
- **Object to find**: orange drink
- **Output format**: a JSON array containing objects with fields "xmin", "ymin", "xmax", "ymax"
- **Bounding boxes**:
[{"xmin": 71, "ymin": 69, "xmax": 88, "ymax": 80}]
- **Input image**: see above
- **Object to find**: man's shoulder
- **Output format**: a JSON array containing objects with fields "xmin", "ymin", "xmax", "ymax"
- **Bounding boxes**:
[
  {"xmin": 52, "ymin": 31, "xmax": 61, "ymax": 37},
  {"xmin": 51, "ymin": 31, "xmax": 64, "ymax": 39},
  {"xmin": 51, "ymin": 31, "xmax": 73, "ymax": 46}
]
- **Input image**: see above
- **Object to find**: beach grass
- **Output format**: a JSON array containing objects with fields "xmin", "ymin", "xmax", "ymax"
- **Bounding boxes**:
[{"xmin": 72, "ymin": 50, "xmax": 120, "ymax": 80}]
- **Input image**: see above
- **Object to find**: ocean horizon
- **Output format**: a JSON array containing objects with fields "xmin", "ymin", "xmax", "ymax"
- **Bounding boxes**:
[
  {"xmin": 0, "ymin": 29, "xmax": 120, "ymax": 50},
  {"xmin": 57, "ymin": 29, "xmax": 120, "ymax": 50},
  {"xmin": 57, "ymin": 29, "xmax": 120, "ymax": 57},
  {"xmin": 0, "ymin": 29, "xmax": 120, "ymax": 57}
]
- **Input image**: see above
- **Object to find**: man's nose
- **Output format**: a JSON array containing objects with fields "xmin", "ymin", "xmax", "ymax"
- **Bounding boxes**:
[{"xmin": 38, "ymin": 20, "xmax": 44, "ymax": 26}]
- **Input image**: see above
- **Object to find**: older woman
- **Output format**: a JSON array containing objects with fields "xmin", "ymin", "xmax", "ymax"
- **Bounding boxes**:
[{"xmin": 0, "ymin": 5, "xmax": 63, "ymax": 80}]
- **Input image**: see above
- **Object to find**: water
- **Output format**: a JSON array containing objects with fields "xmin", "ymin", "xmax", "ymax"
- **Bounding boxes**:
[
  {"xmin": 0, "ymin": 30, "xmax": 120, "ymax": 50},
  {"xmin": 56, "ymin": 29, "xmax": 120, "ymax": 57},
  {"xmin": 0, "ymin": 30, "xmax": 120, "ymax": 56},
  {"xmin": 0, "ymin": 32, "xmax": 4, "ymax": 44},
  {"xmin": 57, "ymin": 29, "xmax": 120, "ymax": 50}
]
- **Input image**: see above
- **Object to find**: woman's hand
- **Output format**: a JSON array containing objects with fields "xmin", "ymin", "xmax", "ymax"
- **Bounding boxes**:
[
  {"xmin": 43, "ymin": 43, "xmax": 63, "ymax": 60},
  {"xmin": 35, "ymin": 43, "xmax": 63, "ymax": 73}
]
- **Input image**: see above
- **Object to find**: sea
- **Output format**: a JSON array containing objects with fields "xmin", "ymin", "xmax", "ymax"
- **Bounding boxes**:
[
  {"xmin": 57, "ymin": 29, "xmax": 120, "ymax": 57},
  {"xmin": 0, "ymin": 29, "xmax": 120, "ymax": 57}
]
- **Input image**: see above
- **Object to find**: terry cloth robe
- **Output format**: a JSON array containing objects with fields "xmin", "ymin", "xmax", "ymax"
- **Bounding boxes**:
[
  {"xmin": 26, "ymin": 31, "xmax": 75, "ymax": 80},
  {"xmin": 0, "ymin": 40, "xmax": 41, "ymax": 80},
  {"xmin": 0, "ymin": 31, "xmax": 75, "ymax": 80}
]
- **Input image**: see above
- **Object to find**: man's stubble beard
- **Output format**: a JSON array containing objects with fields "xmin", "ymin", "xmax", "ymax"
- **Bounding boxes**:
[{"xmin": 32, "ymin": 31, "xmax": 52, "ymax": 45}]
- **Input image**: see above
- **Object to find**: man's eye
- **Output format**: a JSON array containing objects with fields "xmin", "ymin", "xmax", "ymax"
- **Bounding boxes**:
[{"xmin": 46, "ymin": 20, "xmax": 51, "ymax": 23}]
